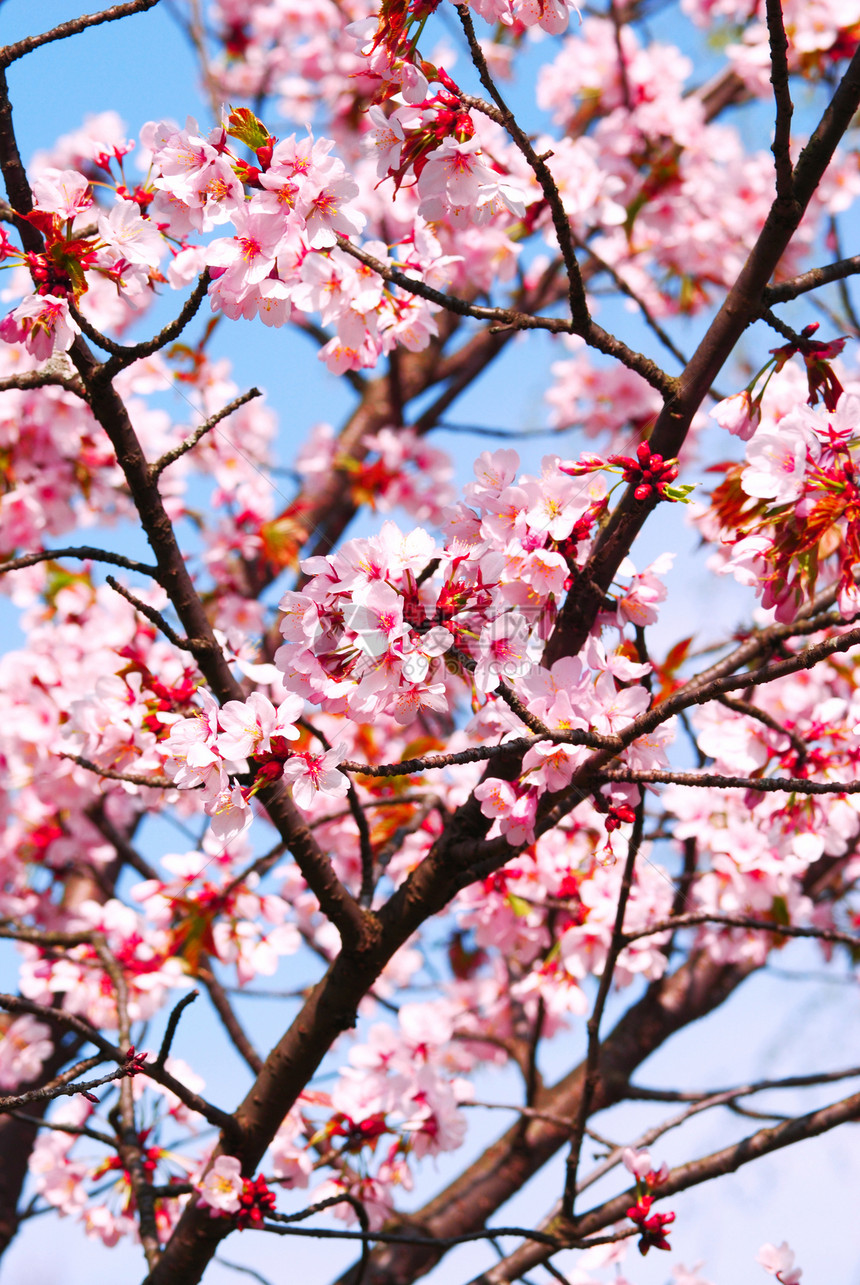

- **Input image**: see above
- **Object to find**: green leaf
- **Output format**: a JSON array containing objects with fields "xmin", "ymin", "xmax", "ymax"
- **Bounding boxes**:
[
  {"xmin": 226, "ymin": 106, "xmax": 271, "ymax": 151},
  {"xmin": 663, "ymin": 482, "xmax": 696, "ymax": 504}
]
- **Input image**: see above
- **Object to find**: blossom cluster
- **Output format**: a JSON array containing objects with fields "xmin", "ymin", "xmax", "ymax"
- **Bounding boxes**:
[{"xmin": 706, "ymin": 367, "xmax": 860, "ymax": 620}]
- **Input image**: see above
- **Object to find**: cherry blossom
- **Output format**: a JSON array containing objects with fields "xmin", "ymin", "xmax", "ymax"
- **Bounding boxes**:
[
  {"xmin": 0, "ymin": 1015, "xmax": 53, "ymax": 1089},
  {"xmin": 197, "ymin": 1155, "xmax": 244, "ymax": 1215},
  {"xmin": 756, "ymin": 1242, "xmax": 803, "ymax": 1285},
  {"xmin": 0, "ymin": 294, "xmax": 80, "ymax": 360}
]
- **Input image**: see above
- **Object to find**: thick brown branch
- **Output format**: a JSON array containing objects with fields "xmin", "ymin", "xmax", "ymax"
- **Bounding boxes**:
[{"xmin": 766, "ymin": 0, "xmax": 794, "ymax": 201}]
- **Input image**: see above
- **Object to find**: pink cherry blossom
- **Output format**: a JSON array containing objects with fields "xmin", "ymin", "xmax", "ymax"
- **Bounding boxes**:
[
  {"xmin": 712, "ymin": 389, "xmax": 761, "ymax": 440},
  {"xmin": 98, "ymin": 200, "xmax": 165, "ymax": 268},
  {"xmin": 756, "ymin": 1242, "xmax": 802, "ymax": 1284},
  {"xmin": 741, "ymin": 415, "xmax": 819, "ymax": 504},
  {"xmin": 282, "ymin": 744, "xmax": 350, "ymax": 809},
  {"xmin": 0, "ymin": 293, "xmax": 80, "ymax": 360},
  {"xmin": 197, "ymin": 1155, "xmax": 244, "ymax": 1215},
  {"xmin": 32, "ymin": 167, "xmax": 92, "ymax": 219},
  {"xmin": 0, "ymin": 1015, "xmax": 52, "ymax": 1089}
]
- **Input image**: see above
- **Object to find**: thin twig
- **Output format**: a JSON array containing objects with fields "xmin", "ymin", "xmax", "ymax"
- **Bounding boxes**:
[
  {"xmin": 454, "ymin": 2, "xmax": 589, "ymax": 328},
  {"xmin": 0, "ymin": 1062, "xmax": 132, "ymax": 1114},
  {"xmin": 621, "ymin": 911, "xmax": 860, "ymax": 952},
  {"xmin": 339, "ymin": 729, "xmax": 621, "ymax": 779},
  {"xmin": 198, "ymin": 966, "xmax": 264, "ymax": 1075},
  {"xmin": 494, "ymin": 681, "xmax": 554, "ymax": 737},
  {"xmin": 627, "ymin": 1065, "xmax": 860, "ymax": 1104},
  {"xmin": 105, "ymin": 576, "xmax": 194, "ymax": 651},
  {"xmin": 10, "ymin": 1107, "xmax": 116, "ymax": 1147},
  {"xmin": 828, "ymin": 217, "xmax": 860, "ymax": 333},
  {"xmin": 715, "ymin": 693, "xmax": 807, "ymax": 761},
  {"xmin": 69, "ymin": 270, "xmax": 211, "ymax": 369},
  {"xmin": 334, "ymin": 235, "xmax": 676, "ymax": 397},
  {"xmin": 0, "ymin": 546, "xmax": 159, "ymax": 578},
  {"xmin": 472, "ymin": 1090, "xmax": 860, "ymax": 1284},
  {"xmin": 150, "ymin": 387, "xmax": 262, "ymax": 479},
  {"xmin": 100, "ymin": 269, "xmax": 212, "ymax": 374},
  {"xmin": 215, "ymin": 1258, "xmax": 275, "ymax": 1285},
  {"xmin": 257, "ymin": 1221, "xmax": 567, "ymax": 1250},
  {"xmin": 0, "ymin": 993, "xmax": 239, "ymax": 1138},
  {"xmin": 334, "ymin": 236, "xmax": 573, "ymax": 332},
  {"xmin": 155, "ymin": 991, "xmax": 199, "ymax": 1069},
  {"xmin": 562, "ymin": 798, "xmax": 645, "ymax": 1217},
  {"xmin": 572, "ymin": 234, "xmax": 689, "ymax": 370},
  {"xmin": 610, "ymin": 620, "xmax": 860, "ymax": 752},
  {"xmin": 60, "ymin": 752, "xmax": 177, "ymax": 790},
  {"xmin": 601, "ymin": 767, "xmax": 860, "ymax": 796}
]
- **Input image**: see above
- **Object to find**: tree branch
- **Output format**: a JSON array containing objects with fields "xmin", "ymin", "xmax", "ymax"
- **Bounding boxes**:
[
  {"xmin": 197, "ymin": 966, "xmax": 264, "ymax": 1076},
  {"xmin": 0, "ymin": 1061, "xmax": 130, "ymax": 1114},
  {"xmin": 562, "ymin": 799, "xmax": 645, "ymax": 1217},
  {"xmin": 621, "ymin": 911, "xmax": 860, "ymax": 952},
  {"xmin": 601, "ymin": 767, "xmax": 860, "ymax": 796},
  {"xmin": 766, "ymin": 0, "xmax": 794, "ymax": 201},
  {"xmin": 105, "ymin": 576, "xmax": 194, "ymax": 651},
  {"xmin": 60, "ymin": 752, "xmax": 177, "ymax": 790},
  {"xmin": 0, "ymin": 993, "xmax": 239, "ymax": 1138},
  {"xmin": 469, "ymin": 1089, "xmax": 860, "ymax": 1284},
  {"xmin": 0, "ymin": 368, "xmax": 87, "ymax": 397},
  {"xmin": 763, "ymin": 255, "xmax": 860, "ymax": 304},
  {"xmin": 453, "ymin": 2, "xmax": 589, "ymax": 329},
  {"xmin": 0, "ymin": 546, "xmax": 159, "ymax": 579},
  {"xmin": 150, "ymin": 387, "xmax": 262, "ymax": 479}
]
